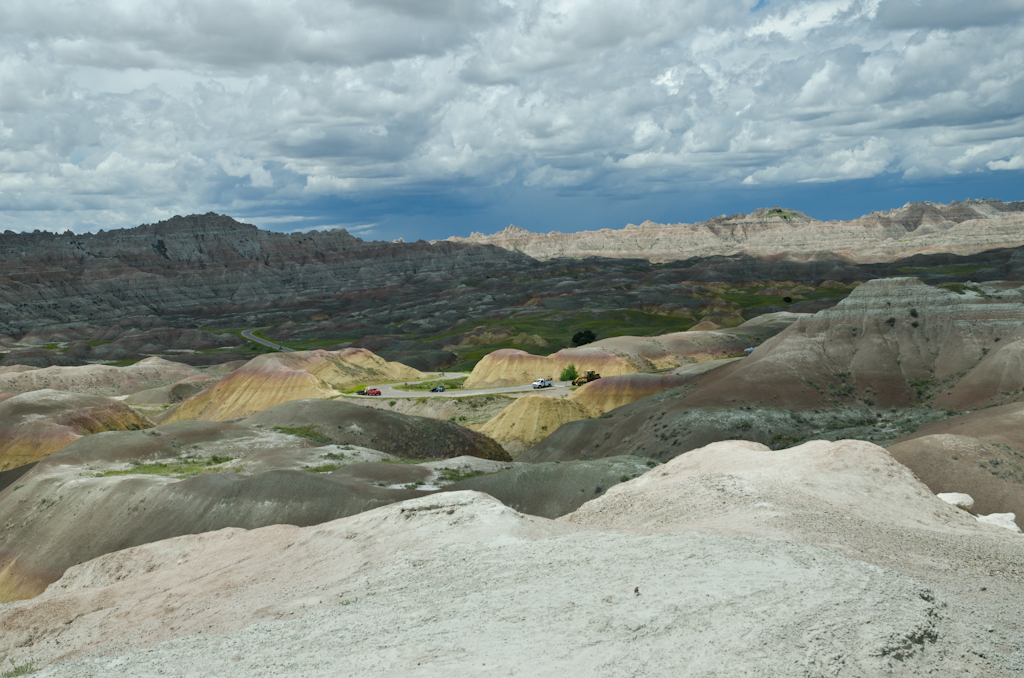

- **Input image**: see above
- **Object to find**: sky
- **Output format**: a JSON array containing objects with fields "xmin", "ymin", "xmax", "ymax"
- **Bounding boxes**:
[{"xmin": 0, "ymin": 0, "xmax": 1022, "ymax": 241}]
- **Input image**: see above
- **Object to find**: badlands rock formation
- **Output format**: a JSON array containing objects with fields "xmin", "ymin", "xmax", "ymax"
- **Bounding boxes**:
[
  {"xmin": 0, "ymin": 357, "xmax": 205, "ymax": 396},
  {"xmin": 567, "ymin": 358, "xmax": 737, "ymax": 414},
  {"xmin": 244, "ymin": 399, "xmax": 510, "ymax": 461},
  {"xmin": 443, "ymin": 199, "xmax": 1024, "ymax": 264},
  {"xmin": 886, "ymin": 402, "xmax": 1024, "ymax": 528},
  {"xmin": 462, "ymin": 318, "xmax": 782, "ymax": 389},
  {"xmin": 2, "ymin": 440, "xmax": 1021, "ymax": 676},
  {"xmin": 523, "ymin": 278, "xmax": 1024, "ymax": 466},
  {"xmin": 477, "ymin": 359, "xmax": 741, "ymax": 454},
  {"xmin": 0, "ymin": 213, "xmax": 533, "ymax": 336},
  {"xmin": 477, "ymin": 395, "xmax": 594, "ymax": 457},
  {"xmin": 674, "ymin": 277, "xmax": 1024, "ymax": 410},
  {"xmin": 0, "ymin": 390, "xmax": 150, "ymax": 471},
  {"xmin": 159, "ymin": 348, "xmax": 424, "ymax": 423},
  {"xmin": 0, "ymin": 398, "xmax": 507, "ymax": 602}
]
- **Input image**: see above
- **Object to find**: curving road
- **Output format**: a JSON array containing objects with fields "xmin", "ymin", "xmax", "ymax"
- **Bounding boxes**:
[
  {"xmin": 239, "ymin": 332, "xmax": 569, "ymax": 397},
  {"xmin": 241, "ymin": 328, "xmax": 295, "ymax": 353},
  {"xmin": 357, "ymin": 373, "xmax": 574, "ymax": 400}
]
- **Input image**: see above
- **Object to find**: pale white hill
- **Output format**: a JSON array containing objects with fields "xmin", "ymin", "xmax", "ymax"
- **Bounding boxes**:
[{"xmin": 2, "ymin": 439, "xmax": 1021, "ymax": 677}]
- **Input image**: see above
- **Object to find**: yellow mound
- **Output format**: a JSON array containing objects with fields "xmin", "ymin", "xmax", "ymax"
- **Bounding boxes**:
[
  {"xmin": 0, "ymin": 390, "xmax": 151, "ymax": 471},
  {"xmin": 687, "ymin": 321, "xmax": 721, "ymax": 331},
  {"xmin": 465, "ymin": 331, "xmax": 750, "ymax": 388},
  {"xmin": 160, "ymin": 349, "xmax": 424, "ymax": 423},
  {"xmin": 477, "ymin": 395, "xmax": 593, "ymax": 457},
  {"xmin": 566, "ymin": 359, "xmax": 739, "ymax": 415},
  {"xmin": 463, "ymin": 347, "xmax": 635, "ymax": 388}
]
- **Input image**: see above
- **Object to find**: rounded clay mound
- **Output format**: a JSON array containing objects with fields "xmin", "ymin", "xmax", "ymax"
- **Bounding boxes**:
[
  {"xmin": 159, "ymin": 348, "xmax": 425, "ymax": 423},
  {"xmin": 244, "ymin": 398, "xmax": 511, "ymax": 461},
  {"xmin": 477, "ymin": 395, "xmax": 592, "ymax": 456},
  {"xmin": 0, "ymin": 357, "xmax": 205, "ymax": 397},
  {"xmin": 0, "ymin": 389, "xmax": 150, "ymax": 472}
]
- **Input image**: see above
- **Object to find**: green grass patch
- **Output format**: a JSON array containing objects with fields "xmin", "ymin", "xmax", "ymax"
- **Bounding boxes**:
[
  {"xmin": 273, "ymin": 425, "xmax": 332, "ymax": 445},
  {"xmin": 438, "ymin": 468, "xmax": 492, "ymax": 483},
  {"xmin": 438, "ymin": 308, "xmax": 698, "ymax": 371},
  {"xmin": 2, "ymin": 658, "xmax": 38, "ymax": 677},
  {"xmin": 96, "ymin": 455, "xmax": 234, "ymax": 478},
  {"xmin": 104, "ymin": 358, "xmax": 145, "ymax": 367},
  {"xmin": 306, "ymin": 463, "xmax": 342, "ymax": 473},
  {"xmin": 394, "ymin": 377, "xmax": 468, "ymax": 391},
  {"xmin": 342, "ymin": 384, "xmax": 368, "ymax": 394},
  {"xmin": 764, "ymin": 207, "xmax": 798, "ymax": 219}
]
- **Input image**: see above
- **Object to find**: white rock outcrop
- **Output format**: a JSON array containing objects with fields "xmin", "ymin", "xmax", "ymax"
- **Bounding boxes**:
[
  {"xmin": 937, "ymin": 492, "xmax": 975, "ymax": 511},
  {"xmin": 976, "ymin": 512, "xmax": 1022, "ymax": 533}
]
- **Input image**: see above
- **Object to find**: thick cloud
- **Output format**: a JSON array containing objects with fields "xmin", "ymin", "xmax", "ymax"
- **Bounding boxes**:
[{"xmin": 0, "ymin": 0, "xmax": 1021, "ymax": 234}]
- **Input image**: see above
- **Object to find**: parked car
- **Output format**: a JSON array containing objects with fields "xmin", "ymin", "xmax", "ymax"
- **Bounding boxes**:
[
  {"xmin": 532, "ymin": 378, "xmax": 553, "ymax": 389},
  {"xmin": 430, "ymin": 385, "xmax": 446, "ymax": 392},
  {"xmin": 355, "ymin": 390, "xmax": 367, "ymax": 395},
  {"xmin": 365, "ymin": 388, "xmax": 382, "ymax": 396}
]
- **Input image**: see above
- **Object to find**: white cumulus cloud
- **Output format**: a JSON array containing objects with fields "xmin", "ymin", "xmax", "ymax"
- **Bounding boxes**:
[{"xmin": 0, "ymin": 0, "xmax": 1021, "ymax": 232}]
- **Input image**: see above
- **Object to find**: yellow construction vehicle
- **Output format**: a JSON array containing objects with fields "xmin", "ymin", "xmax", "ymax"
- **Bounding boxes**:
[{"xmin": 572, "ymin": 371, "xmax": 601, "ymax": 386}]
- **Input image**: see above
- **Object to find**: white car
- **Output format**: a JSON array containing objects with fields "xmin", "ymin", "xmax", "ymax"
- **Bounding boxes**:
[{"xmin": 532, "ymin": 378, "xmax": 553, "ymax": 389}]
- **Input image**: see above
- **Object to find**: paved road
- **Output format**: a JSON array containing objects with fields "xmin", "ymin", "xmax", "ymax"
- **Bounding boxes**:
[
  {"xmin": 241, "ymin": 328, "xmax": 295, "ymax": 353},
  {"xmin": 237, "ymin": 337, "xmax": 569, "ymax": 396},
  {"xmin": 355, "ymin": 373, "xmax": 574, "ymax": 399}
]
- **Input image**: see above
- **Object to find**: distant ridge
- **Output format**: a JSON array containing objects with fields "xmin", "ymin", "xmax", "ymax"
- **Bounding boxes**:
[{"xmin": 438, "ymin": 199, "xmax": 1024, "ymax": 264}]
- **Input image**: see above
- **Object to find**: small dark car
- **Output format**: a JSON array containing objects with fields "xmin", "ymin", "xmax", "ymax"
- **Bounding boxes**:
[{"xmin": 430, "ymin": 385, "xmax": 446, "ymax": 392}]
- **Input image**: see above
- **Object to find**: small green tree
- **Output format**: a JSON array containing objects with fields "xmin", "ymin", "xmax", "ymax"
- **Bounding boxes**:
[
  {"xmin": 560, "ymin": 364, "xmax": 579, "ymax": 382},
  {"xmin": 572, "ymin": 330, "xmax": 596, "ymax": 346}
]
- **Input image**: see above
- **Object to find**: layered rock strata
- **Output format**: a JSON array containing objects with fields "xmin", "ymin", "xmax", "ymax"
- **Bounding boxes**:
[
  {"xmin": 0, "ymin": 390, "xmax": 150, "ymax": 471},
  {"xmin": 159, "ymin": 348, "xmax": 424, "ymax": 423},
  {"xmin": 442, "ymin": 200, "xmax": 1024, "ymax": 264},
  {"xmin": 0, "ymin": 213, "xmax": 533, "ymax": 335}
]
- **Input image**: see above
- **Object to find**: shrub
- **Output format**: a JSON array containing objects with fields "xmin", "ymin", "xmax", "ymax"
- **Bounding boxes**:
[
  {"xmin": 572, "ymin": 330, "xmax": 596, "ymax": 346},
  {"xmin": 560, "ymin": 364, "xmax": 579, "ymax": 381}
]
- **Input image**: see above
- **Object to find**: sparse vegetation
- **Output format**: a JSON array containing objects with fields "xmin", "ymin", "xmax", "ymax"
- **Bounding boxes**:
[
  {"xmin": 572, "ymin": 330, "xmax": 596, "ymax": 346},
  {"xmin": 273, "ymin": 425, "xmax": 332, "ymax": 445},
  {"xmin": 96, "ymin": 456, "xmax": 234, "ymax": 478},
  {"xmin": 438, "ymin": 468, "xmax": 491, "ymax": 483},
  {"xmin": 1, "ymin": 658, "xmax": 37, "ymax": 677},
  {"xmin": 306, "ymin": 463, "xmax": 342, "ymax": 473}
]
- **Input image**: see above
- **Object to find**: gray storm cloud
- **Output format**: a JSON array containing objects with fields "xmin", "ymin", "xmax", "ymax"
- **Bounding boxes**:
[{"xmin": 0, "ymin": 0, "xmax": 1021, "ymax": 232}]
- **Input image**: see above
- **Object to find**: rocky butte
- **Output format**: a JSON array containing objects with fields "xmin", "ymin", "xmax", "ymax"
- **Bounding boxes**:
[
  {"xmin": 440, "ymin": 199, "xmax": 1024, "ymax": 263},
  {"xmin": 0, "ymin": 213, "xmax": 532, "ymax": 336}
]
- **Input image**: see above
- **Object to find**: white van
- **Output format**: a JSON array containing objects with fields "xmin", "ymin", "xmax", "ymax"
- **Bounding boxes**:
[{"xmin": 532, "ymin": 378, "xmax": 553, "ymax": 389}]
